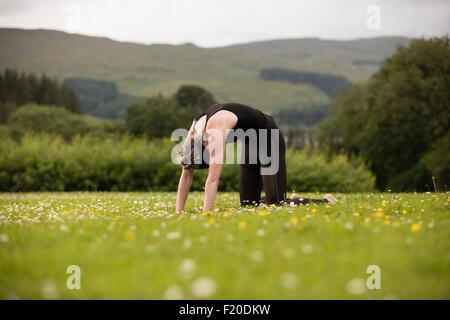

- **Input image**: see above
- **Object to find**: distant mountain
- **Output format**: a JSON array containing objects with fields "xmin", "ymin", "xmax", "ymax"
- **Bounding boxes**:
[{"xmin": 0, "ymin": 28, "xmax": 410, "ymax": 117}]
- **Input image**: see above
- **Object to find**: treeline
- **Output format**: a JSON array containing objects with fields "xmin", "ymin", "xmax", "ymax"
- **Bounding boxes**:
[
  {"xmin": 0, "ymin": 77, "xmax": 215, "ymax": 141},
  {"xmin": 352, "ymin": 59, "xmax": 381, "ymax": 66},
  {"xmin": 65, "ymin": 78, "xmax": 118, "ymax": 106},
  {"xmin": 0, "ymin": 77, "xmax": 376, "ymax": 192},
  {"xmin": 260, "ymin": 68, "xmax": 352, "ymax": 97},
  {"xmin": 0, "ymin": 69, "xmax": 81, "ymax": 122},
  {"xmin": 5, "ymin": 105, "xmax": 121, "ymax": 141},
  {"xmin": 274, "ymin": 105, "xmax": 330, "ymax": 127},
  {"xmin": 126, "ymin": 84, "xmax": 216, "ymax": 138},
  {"xmin": 64, "ymin": 78, "xmax": 141, "ymax": 119},
  {"xmin": 319, "ymin": 37, "xmax": 450, "ymax": 191},
  {"xmin": 0, "ymin": 134, "xmax": 375, "ymax": 192}
]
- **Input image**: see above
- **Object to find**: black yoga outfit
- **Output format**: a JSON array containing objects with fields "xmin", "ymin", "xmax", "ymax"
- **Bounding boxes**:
[{"xmin": 194, "ymin": 103, "xmax": 326, "ymax": 206}]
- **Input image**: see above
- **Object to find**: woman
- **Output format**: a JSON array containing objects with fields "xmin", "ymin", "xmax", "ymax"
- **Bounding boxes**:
[{"xmin": 175, "ymin": 103, "xmax": 336, "ymax": 213}]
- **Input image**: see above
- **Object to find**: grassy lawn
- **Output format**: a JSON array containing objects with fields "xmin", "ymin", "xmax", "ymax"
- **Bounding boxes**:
[{"xmin": 0, "ymin": 192, "xmax": 448, "ymax": 299}]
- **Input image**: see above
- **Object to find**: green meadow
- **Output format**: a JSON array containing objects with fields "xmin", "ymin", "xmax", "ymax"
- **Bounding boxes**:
[{"xmin": 0, "ymin": 192, "xmax": 448, "ymax": 299}]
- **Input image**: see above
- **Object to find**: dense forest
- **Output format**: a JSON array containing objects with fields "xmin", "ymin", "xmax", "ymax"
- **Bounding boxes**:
[
  {"xmin": 64, "ymin": 78, "xmax": 118, "ymax": 109},
  {"xmin": 64, "ymin": 78, "xmax": 142, "ymax": 119},
  {"xmin": 274, "ymin": 106, "xmax": 330, "ymax": 127},
  {"xmin": 260, "ymin": 68, "xmax": 352, "ymax": 97},
  {"xmin": 0, "ymin": 69, "xmax": 80, "ymax": 123}
]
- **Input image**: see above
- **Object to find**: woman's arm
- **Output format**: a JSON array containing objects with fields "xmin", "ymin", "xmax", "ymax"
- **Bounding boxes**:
[
  {"xmin": 203, "ymin": 163, "xmax": 222, "ymax": 212},
  {"xmin": 202, "ymin": 123, "xmax": 227, "ymax": 212},
  {"xmin": 176, "ymin": 168, "xmax": 193, "ymax": 213}
]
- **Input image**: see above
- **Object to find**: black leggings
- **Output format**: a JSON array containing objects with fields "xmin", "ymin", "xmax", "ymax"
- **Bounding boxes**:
[{"xmin": 238, "ymin": 116, "xmax": 327, "ymax": 206}]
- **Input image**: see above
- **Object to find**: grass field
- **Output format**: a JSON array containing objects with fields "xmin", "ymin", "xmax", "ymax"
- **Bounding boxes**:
[{"xmin": 0, "ymin": 192, "xmax": 448, "ymax": 299}]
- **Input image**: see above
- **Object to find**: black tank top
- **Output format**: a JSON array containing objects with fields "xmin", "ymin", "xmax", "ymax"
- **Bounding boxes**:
[{"xmin": 195, "ymin": 103, "xmax": 268, "ymax": 130}]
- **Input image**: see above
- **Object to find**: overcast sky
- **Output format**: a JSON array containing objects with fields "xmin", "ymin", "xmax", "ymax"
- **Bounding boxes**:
[{"xmin": 0, "ymin": 0, "xmax": 448, "ymax": 47}]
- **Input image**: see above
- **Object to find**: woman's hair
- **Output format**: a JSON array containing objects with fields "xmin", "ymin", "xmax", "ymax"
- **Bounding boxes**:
[{"xmin": 178, "ymin": 120, "xmax": 209, "ymax": 170}]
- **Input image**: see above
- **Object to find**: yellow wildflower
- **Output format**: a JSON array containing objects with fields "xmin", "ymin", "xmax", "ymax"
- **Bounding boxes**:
[
  {"xmin": 375, "ymin": 210, "xmax": 384, "ymax": 219},
  {"xmin": 123, "ymin": 230, "xmax": 134, "ymax": 241},
  {"xmin": 258, "ymin": 210, "xmax": 268, "ymax": 218},
  {"xmin": 202, "ymin": 211, "xmax": 213, "ymax": 217},
  {"xmin": 410, "ymin": 223, "xmax": 421, "ymax": 233},
  {"xmin": 238, "ymin": 221, "xmax": 247, "ymax": 229}
]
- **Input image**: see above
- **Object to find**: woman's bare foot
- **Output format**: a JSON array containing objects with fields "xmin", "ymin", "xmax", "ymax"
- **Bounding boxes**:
[
  {"xmin": 323, "ymin": 194, "xmax": 337, "ymax": 204},
  {"xmin": 290, "ymin": 193, "xmax": 300, "ymax": 200}
]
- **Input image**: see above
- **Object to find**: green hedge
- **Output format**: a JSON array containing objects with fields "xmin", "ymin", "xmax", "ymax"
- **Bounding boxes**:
[
  {"xmin": 9, "ymin": 105, "xmax": 122, "ymax": 140},
  {"xmin": 0, "ymin": 134, "xmax": 375, "ymax": 192}
]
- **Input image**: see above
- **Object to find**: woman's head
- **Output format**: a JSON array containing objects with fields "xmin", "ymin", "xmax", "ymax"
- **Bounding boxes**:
[{"xmin": 178, "ymin": 119, "xmax": 209, "ymax": 169}]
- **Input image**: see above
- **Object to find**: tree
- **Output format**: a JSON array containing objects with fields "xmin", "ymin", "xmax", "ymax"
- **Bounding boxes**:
[
  {"xmin": 127, "ymin": 85, "xmax": 216, "ymax": 139},
  {"xmin": 320, "ymin": 37, "xmax": 450, "ymax": 190},
  {"xmin": 421, "ymin": 130, "xmax": 450, "ymax": 191},
  {"xmin": 319, "ymin": 84, "xmax": 370, "ymax": 155},
  {"xmin": 0, "ymin": 102, "xmax": 17, "ymax": 124},
  {"xmin": 9, "ymin": 104, "xmax": 105, "ymax": 140},
  {"xmin": 0, "ymin": 69, "xmax": 82, "ymax": 123},
  {"xmin": 126, "ymin": 94, "xmax": 185, "ymax": 139},
  {"xmin": 174, "ymin": 85, "xmax": 215, "ymax": 110}
]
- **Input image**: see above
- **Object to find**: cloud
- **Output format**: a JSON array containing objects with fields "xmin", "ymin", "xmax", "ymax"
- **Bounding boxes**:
[
  {"xmin": 0, "ymin": 0, "xmax": 448, "ymax": 46},
  {"xmin": 0, "ymin": 0, "xmax": 39, "ymax": 14}
]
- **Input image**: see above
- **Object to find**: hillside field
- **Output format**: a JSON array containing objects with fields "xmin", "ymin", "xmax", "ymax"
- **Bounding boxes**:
[{"xmin": 0, "ymin": 28, "xmax": 410, "ymax": 113}]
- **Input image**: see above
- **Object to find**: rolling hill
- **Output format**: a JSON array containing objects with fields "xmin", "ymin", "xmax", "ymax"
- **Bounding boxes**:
[{"xmin": 0, "ymin": 28, "xmax": 410, "ymax": 116}]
